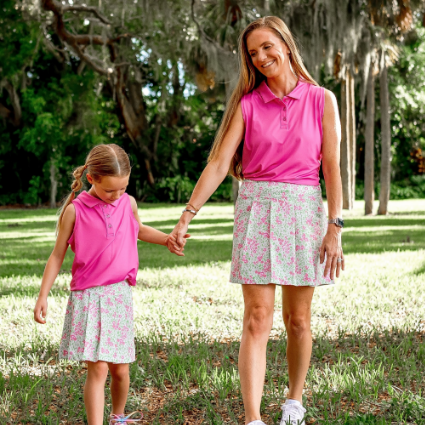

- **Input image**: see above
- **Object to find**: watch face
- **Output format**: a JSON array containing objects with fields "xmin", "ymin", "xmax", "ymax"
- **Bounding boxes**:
[{"xmin": 337, "ymin": 218, "xmax": 344, "ymax": 228}]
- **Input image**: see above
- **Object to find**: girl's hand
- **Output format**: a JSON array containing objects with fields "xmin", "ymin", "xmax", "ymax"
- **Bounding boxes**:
[
  {"xmin": 166, "ymin": 234, "xmax": 190, "ymax": 256},
  {"xmin": 319, "ymin": 227, "xmax": 344, "ymax": 280},
  {"xmin": 34, "ymin": 297, "xmax": 48, "ymax": 324}
]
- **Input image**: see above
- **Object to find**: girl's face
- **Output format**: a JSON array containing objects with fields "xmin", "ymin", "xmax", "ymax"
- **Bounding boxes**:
[
  {"xmin": 246, "ymin": 28, "xmax": 291, "ymax": 79},
  {"xmin": 87, "ymin": 174, "xmax": 130, "ymax": 204}
]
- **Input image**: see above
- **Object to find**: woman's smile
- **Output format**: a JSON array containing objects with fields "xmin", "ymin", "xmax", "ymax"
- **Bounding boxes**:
[{"xmin": 261, "ymin": 60, "xmax": 275, "ymax": 68}]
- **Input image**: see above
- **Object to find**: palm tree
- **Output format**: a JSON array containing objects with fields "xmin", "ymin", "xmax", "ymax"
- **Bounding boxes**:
[
  {"xmin": 364, "ymin": 55, "xmax": 377, "ymax": 215},
  {"xmin": 377, "ymin": 48, "xmax": 393, "ymax": 215}
]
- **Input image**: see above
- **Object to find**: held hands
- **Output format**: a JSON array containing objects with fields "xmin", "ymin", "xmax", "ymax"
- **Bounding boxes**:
[
  {"xmin": 34, "ymin": 297, "xmax": 48, "ymax": 324},
  {"xmin": 166, "ymin": 233, "xmax": 190, "ymax": 256},
  {"xmin": 319, "ymin": 225, "xmax": 345, "ymax": 280}
]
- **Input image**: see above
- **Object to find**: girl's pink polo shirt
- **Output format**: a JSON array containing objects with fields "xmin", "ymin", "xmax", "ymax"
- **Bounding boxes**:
[
  {"xmin": 68, "ymin": 191, "xmax": 139, "ymax": 291},
  {"xmin": 241, "ymin": 79, "xmax": 325, "ymax": 185}
]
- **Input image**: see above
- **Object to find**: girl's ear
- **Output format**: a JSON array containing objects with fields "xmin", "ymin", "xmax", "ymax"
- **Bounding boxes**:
[{"xmin": 86, "ymin": 173, "xmax": 93, "ymax": 184}]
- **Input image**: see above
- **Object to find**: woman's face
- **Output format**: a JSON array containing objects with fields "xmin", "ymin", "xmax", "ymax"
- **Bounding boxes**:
[
  {"xmin": 246, "ymin": 28, "xmax": 290, "ymax": 78},
  {"xmin": 87, "ymin": 174, "xmax": 130, "ymax": 204}
]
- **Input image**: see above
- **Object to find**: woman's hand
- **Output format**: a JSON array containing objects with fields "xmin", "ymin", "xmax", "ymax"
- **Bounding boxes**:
[
  {"xmin": 34, "ymin": 297, "xmax": 48, "ymax": 324},
  {"xmin": 169, "ymin": 215, "xmax": 193, "ymax": 250},
  {"xmin": 319, "ymin": 226, "xmax": 344, "ymax": 279}
]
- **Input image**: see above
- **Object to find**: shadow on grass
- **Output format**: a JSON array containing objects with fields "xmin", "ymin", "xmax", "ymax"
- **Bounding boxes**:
[
  {"xmin": 1, "ymin": 327, "xmax": 424, "ymax": 424},
  {"xmin": 413, "ymin": 262, "xmax": 425, "ymax": 275},
  {"xmin": 2, "ymin": 207, "xmax": 425, "ymax": 278}
]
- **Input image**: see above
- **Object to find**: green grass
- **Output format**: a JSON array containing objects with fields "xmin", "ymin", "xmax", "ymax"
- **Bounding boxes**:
[{"xmin": 0, "ymin": 199, "xmax": 424, "ymax": 424}]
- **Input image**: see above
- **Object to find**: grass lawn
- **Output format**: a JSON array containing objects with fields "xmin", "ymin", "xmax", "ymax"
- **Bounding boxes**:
[{"xmin": 0, "ymin": 199, "xmax": 424, "ymax": 424}]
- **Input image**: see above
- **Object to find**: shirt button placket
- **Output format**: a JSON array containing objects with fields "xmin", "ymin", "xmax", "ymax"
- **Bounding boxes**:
[
  {"xmin": 281, "ymin": 100, "xmax": 288, "ymax": 130},
  {"xmin": 102, "ymin": 204, "xmax": 114, "ymax": 238}
]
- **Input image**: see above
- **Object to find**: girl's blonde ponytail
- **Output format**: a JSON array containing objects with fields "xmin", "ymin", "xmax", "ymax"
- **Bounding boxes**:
[{"xmin": 56, "ymin": 165, "xmax": 87, "ymax": 234}]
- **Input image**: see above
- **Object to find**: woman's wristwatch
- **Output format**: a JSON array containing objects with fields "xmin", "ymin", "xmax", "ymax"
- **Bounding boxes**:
[{"xmin": 328, "ymin": 218, "xmax": 344, "ymax": 228}]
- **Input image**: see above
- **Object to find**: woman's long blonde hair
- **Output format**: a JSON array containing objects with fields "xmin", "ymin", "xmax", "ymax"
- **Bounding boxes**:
[
  {"xmin": 208, "ymin": 16, "xmax": 318, "ymax": 179},
  {"xmin": 56, "ymin": 144, "xmax": 131, "ymax": 233}
]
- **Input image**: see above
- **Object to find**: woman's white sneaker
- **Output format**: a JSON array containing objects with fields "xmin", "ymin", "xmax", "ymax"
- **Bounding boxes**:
[
  {"xmin": 247, "ymin": 421, "xmax": 267, "ymax": 425},
  {"xmin": 280, "ymin": 401, "xmax": 306, "ymax": 425}
]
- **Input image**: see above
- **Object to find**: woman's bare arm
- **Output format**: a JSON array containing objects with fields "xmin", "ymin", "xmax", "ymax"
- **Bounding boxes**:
[
  {"xmin": 320, "ymin": 89, "xmax": 344, "ymax": 279},
  {"xmin": 172, "ymin": 103, "xmax": 245, "ymax": 246}
]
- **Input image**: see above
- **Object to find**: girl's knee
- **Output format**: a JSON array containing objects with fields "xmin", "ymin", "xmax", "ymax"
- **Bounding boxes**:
[
  {"xmin": 87, "ymin": 361, "xmax": 109, "ymax": 380},
  {"xmin": 109, "ymin": 363, "xmax": 129, "ymax": 382}
]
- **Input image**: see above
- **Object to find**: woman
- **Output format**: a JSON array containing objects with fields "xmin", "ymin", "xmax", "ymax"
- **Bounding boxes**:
[{"xmin": 171, "ymin": 16, "xmax": 344, "ymax": 425}]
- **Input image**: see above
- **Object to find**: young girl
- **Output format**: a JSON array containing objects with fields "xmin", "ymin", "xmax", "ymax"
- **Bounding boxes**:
[{"xmin": 33, "ymin": 144, "xmax": 187, "ymax": 425}]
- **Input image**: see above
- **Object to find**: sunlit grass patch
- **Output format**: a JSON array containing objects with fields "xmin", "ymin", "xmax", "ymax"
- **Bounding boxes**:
[{"xmin": 0, "ymin": 199, "xmax": 425, "ymax": 424}]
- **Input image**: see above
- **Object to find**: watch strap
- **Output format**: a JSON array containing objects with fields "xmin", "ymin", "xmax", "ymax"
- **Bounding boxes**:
[{"xmin": 328, "ymin": 218, "xmax": 344, "ymax": 228}]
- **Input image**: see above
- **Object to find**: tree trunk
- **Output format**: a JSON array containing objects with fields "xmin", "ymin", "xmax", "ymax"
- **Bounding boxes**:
[
  {"xmin": 364, "ymin": 62, "xmax": 375, "ymax": 215},
  {"xmin": 340, "ymin": 67, "xmax": 356, "ymax": 210},
  {"xmin": 349, "ymin": 69, "xmax": 356, "ymax": 205},
  {"xmin": 50, "ymin": 160, "xmax": 58, "ymax": 209},
  {"xmin": 232, "ymin": 177, "xmax": 241, "ymax": 204},
  {"xmin": 378, "ymin": 54, "xmax": 391, "ymax": 215},
  {"xmin": 340, "ymin": 70, "xmax": 352, "ymax": 209}
]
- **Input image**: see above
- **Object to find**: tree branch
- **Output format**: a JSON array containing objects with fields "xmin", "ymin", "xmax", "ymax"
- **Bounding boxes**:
[
  {"xmin": 191, "ymin": 0, "xmax": 230, "ymax": 54},
  {"xmin": 63, "ymin": 5, "xmax": 111, "ymax": 25}
]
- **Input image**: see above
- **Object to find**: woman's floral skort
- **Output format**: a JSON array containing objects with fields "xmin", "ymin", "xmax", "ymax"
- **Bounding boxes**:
[
  {"xmin": 59, "ymin": 281, "xmax": 135, "ymax": 363},
  {"xmin": 230, "ymin": 180, "xmax": 333, "ymax": 287}
]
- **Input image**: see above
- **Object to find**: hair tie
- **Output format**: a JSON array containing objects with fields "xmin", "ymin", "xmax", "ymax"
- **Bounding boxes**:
[{"xmin": 83, "ymin": 164, "xmax": 88, "ymax": 170}]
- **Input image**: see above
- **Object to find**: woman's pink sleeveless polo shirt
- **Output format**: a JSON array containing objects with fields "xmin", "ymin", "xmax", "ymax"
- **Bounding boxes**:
[
  {"xmin": 241, "ymin": 79, "xmax": 325, "ymax": 185},
  {"xmin": 68, "ymin": 191, "xmax": 139, "ymax": 291}
]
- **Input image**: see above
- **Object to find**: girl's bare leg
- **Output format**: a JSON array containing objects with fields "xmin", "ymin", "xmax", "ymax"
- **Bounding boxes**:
[
  {"xmin": 238, "ymin": 284, "xmax": 276, "ymax": 424},
  {"xmin": 108, "ymin": 363, "xmax": 130, "ymax": 415},
  {"xmin": 282, "ymin": 286, "xmax": 315, "ymax": 402},
  {"xmin": 84, "ymin": 361, "xmax": 109, "ymax": 425}
]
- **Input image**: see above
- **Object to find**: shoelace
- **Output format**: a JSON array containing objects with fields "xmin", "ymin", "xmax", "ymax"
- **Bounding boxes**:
[
  {"xmin": 281, "ymin": 404, "xmax": 305, "ymax": 425},
  {"xmin": 109, "ymin": 411, "xmax": 143, "ymax": 424}
]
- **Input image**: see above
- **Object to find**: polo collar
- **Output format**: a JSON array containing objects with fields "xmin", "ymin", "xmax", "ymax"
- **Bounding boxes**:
[
  {"xmin": 257, "ymin": 79, "xmax": 307, "ymax": 103},
  {"xmin": 77, "ymin": 191, "xmax": 119, "ymax": 208}
]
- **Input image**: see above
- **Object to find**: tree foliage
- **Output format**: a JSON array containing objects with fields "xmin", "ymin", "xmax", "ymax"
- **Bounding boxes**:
[{"xmin": 1, "ymin": 0, "xmax": 425, "ymax": 206}]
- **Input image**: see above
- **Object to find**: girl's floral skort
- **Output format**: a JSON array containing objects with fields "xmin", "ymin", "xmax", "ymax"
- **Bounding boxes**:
[
  {"xmin": 59, "ymin": 281, "xmax": 135, "ymax": 363},
  {"xmin": 230, "ymin": 180, "xmax": 333, "ymax": 287}
]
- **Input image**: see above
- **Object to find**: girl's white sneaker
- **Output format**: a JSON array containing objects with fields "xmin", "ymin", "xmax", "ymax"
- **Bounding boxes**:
[
  {"xmin": 247, "ymin": 421, "xmax": 267, "ymax": 425},
  {"xmin": 280, "ymin": 402, "xmax": 306, "ymax": 425}
]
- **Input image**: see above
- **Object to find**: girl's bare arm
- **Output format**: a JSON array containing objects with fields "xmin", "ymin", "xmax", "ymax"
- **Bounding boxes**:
[
  {"xmin": 34, "ymin": 204, "xmax": 75, "ymax": 324},
  {"xmin": 129, "ymin": 196, "xmax": 188, "ymax": 256}
]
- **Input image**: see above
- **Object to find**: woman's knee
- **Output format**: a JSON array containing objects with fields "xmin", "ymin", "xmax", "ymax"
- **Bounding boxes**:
[
  {"xmin": 244, "ymin": 305, "xmax": 273, "ymax": 338},
  {"xmin": 284, "ymin": 314, "xmax": 311, "ymax": 339},
  {"xmin": 87, "ymin": 361, "xmax": 109, "ymax": 381},
  {"xmin": 109, "ymin": 363, "xmax": 129, "ymax": 382}
]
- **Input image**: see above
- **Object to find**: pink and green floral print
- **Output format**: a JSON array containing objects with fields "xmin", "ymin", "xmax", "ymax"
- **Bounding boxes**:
[
  {"xmin": 60, "ymin": 281, "xmax": 135, "ymax": 364},
  {"xmin": 230, "ymin": 180, "xmax": 333, "ymax": 287}
]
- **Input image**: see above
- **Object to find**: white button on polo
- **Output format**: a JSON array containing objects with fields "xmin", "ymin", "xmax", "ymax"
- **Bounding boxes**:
[{"xmin": 108, "ymin": 224, "xmax": 112, "ymax": 228}]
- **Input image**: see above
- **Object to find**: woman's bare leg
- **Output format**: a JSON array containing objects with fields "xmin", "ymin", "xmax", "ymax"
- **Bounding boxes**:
[
  {"xmin": 108, "ymin": 363, "xmax": 130, "ymax": 415},
  {"xmin": 281, "ymin": 286, "xmax": 315, "ymax": 403},
  {"xmin": 84, "ymin": 361, "xmax": 109, "ymax": 425},
  {"xmin": 239, "ymin": 284, "xmax": 276, "ymax": 424}
]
